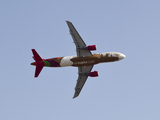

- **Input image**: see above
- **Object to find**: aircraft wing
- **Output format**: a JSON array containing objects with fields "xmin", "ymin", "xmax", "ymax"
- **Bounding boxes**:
[
  {"xmin": 73, "ymin": 65, "xmax": 93, "ymax": 98},
  {"xmin": 66, "ymin": 21, "xmax": 92, "ymax": 57}
]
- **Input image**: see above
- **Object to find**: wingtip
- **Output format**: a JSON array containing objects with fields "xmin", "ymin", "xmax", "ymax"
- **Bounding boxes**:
[
  {"xmin": 31, "ymin": 49, "xmax": 35, "ymax": 52},
  {"xmin": 65, "ymin": 20, "xmax": 71, "ymax": 23}
]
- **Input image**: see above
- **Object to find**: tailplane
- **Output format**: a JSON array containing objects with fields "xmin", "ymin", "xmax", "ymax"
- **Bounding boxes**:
[
  {"xmin": 35, "ymin": 65, "xmax": 43, "ymax": 77},
  {"xmin": 31, "ymin": 49, "xmax": 44, "ymax": 77}
]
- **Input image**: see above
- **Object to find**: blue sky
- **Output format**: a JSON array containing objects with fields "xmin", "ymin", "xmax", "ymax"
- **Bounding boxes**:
[{"xmin": 1, "ymin": 0, "xmax": 160, "ymax": 120}]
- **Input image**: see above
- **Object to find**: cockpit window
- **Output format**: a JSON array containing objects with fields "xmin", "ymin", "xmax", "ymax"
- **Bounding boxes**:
[{"xmin": 108, "ymin": 52, "xmax": 118, "ymax": 57}]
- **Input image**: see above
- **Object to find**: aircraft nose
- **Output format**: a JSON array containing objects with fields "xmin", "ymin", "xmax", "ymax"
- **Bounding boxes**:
[{"xmin": 118, "ymin": 54, "xmax": 126, "ymax": 60}]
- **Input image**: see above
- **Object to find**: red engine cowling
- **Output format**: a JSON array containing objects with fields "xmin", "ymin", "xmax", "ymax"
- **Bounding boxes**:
[
  {"xmin": 87, "ymin": 45, "xmax": 96, "ymax": 51},
  {"xmin": 90, "ymin": 71, "xmax": 99, "ymax": 77}
]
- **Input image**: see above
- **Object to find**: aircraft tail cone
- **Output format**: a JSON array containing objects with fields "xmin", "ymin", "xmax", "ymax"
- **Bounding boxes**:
[{"xmin": 31, "ymin": 62, "xmax": 37, "ymax": 66}]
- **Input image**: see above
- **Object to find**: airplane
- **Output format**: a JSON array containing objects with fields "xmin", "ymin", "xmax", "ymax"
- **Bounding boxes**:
[{"xmin": 31, "ymin": 21, "xmax": 126, "ymax": 99}]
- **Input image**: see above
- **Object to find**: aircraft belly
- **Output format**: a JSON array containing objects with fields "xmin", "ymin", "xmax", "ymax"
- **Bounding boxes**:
[
  {"xmin": 72, "ymin": 60, "xmax": 98, "ymax": 66},
  {"xmin": 60, "ymin": 56, "xmax": 73, "ymax": 67}
]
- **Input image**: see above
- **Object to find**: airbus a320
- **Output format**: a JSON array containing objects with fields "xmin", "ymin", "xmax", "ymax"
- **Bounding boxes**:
[{"xmin": 31, "ymin": 21, "xmax": 126, "ymax": 98}]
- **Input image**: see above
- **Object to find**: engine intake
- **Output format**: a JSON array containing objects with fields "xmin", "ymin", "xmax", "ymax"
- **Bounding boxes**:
[
  {"xmin": 87, "ymin": 45, "xmax": 96, "ymax": 51},
  {"xmin": 90, "ymin": 71, "xmax": 99, "ymax": 77}
]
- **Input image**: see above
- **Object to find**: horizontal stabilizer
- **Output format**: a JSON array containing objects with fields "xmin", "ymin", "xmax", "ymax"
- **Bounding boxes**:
[
  {"xmin": 35, "ymin": 65, "xmax": 43, "ymax": 77},
  {"xmin": 32, "ymin": 49, "xmax": 43, "ymax": 62}
]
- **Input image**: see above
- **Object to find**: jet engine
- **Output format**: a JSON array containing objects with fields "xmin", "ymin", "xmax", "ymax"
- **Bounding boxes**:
[
  {"xmin": 89, "ymin": 71, "xmax": 99, "ymax": 77},
  {"xmin": 87, "ymin": 45, "xmax": 96, "ymax": 51}
]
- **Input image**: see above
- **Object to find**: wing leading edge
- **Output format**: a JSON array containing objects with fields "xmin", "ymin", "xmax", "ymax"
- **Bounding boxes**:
[
  {"xmin": 66, "ymin": 21, "xmax": 92, "ymax": 57},
  {"xmin": 73, "ymin": 65, "xmax": 94, "ymax": 98}
]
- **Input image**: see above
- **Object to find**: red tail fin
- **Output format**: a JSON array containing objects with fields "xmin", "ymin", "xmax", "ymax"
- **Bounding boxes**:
[{"xmin": 31, "ymin": 49, "xmax": 44, "ymax": 77}]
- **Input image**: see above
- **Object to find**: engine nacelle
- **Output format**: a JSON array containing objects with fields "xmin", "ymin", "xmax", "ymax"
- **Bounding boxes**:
[
  {"xmin": 87, "ymin": 45, "xmax": 96, "ymax": 51},
  {"xmin": 90, "ymin": 71, "xmax": 99, "ymax": 77}
]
